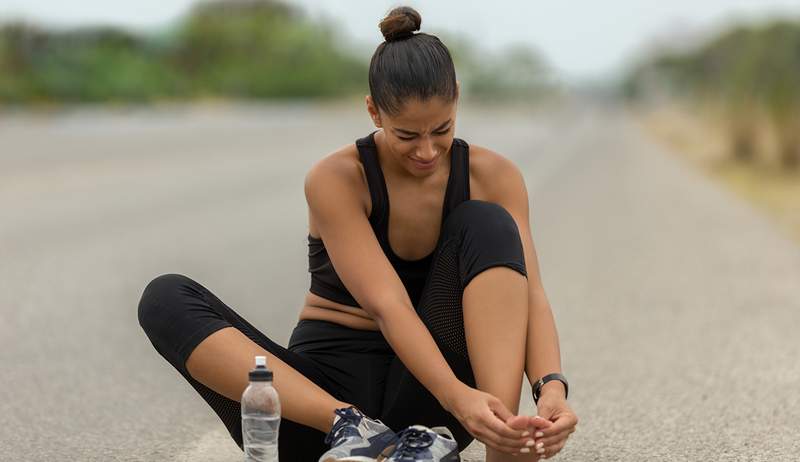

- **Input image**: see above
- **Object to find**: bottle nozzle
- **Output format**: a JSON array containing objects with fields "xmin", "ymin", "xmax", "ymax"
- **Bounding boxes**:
[{"xmin": 250, "ymin": 355, "xmax": 273, "ymax": 381}]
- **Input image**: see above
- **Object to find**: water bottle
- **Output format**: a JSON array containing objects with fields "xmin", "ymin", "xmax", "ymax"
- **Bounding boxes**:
[{"xmin": 242, "ymin": 355, "xmax": 280, "ymax": 461}]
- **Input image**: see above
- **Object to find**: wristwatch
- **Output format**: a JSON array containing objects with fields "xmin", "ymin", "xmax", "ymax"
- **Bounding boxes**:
[{"xmin": 532, "ymin": 373, "xmax": 569, "ymax": 404}]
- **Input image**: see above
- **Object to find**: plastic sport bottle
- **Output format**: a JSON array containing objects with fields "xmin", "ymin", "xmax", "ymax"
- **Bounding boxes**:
[{"xmin": 242, "ymin": 355, "xmax": 280, "ymax": 461}]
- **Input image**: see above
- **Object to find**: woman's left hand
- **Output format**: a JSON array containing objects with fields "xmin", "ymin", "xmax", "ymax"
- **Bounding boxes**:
[{"xmin": 530, "ymin": 393, "xmax": 578, "ymax": 459}]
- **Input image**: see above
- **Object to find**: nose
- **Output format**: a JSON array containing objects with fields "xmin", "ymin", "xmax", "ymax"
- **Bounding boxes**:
[{"xmin": 415, "ymin": 136, "xmax": 437, "ymax": 161}]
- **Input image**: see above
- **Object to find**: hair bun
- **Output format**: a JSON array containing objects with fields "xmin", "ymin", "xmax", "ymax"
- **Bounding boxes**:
[{"xmin": 379, "ymin": 6, "xmax": 421, "ymax": 42}]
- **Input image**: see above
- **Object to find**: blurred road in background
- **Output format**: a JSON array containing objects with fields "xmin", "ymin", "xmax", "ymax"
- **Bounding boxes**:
[{"xmin": 1, "ymin": 101, "xmax": 798, "ymax": 461}]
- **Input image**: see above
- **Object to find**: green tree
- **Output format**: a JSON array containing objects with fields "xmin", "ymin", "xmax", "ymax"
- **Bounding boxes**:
[
  {"xmin": 625, "ymin": 19, "xmax": 800, "ymax": 169},
  {"xmin": 172, "ymin": 0, "xmax": 366, "ymax": 98}
]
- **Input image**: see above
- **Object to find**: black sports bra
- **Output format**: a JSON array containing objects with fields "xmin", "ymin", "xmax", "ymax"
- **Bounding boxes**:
[{"xmin": 307, "ymin": 130, "xmax": 470, "ymax": 308}]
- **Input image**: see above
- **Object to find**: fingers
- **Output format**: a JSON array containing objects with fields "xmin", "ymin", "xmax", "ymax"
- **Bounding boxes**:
[
  {"xmin": 482, "ymin": 415, "xmax": 533, "ymax": 449},
  {"xmin": 529, "ymin": 415, "xmax": 554, "ymax": 429},
  {"xmin": 505, "ymin": 414, "xmax": 531, "ymax": 432},
  {"xmin": 473, "ymin": 429, "xmax": 524, "ymax": 455},
  {"xmin": 485, "ymin": 402, "xmax": 529, "ymax": 440},
  {"xmin": 472, "ymin": 394, "xmax": 567, "ymax": 455},
  {"xmin": 524, "ymin": 413, "xmax": 576, "ymax": 458},
  {"xmin": 538, "ymin": 439, "xmax": 567, "ymax": 459},
  {"xmin": 534, "ymin": 425, "xmax": 575, "ymax": 458},
  {"xmin": 488, "ymin": 397, "xmax": 514, "ymax": 423},
  {"xmin": 536, "ymin": 427, "xmax": 574, "ymax": 448},
  {"xmin": 470, "ymin": 410, "xmax": 537, "ymax": 454},
  {"xmin": 536, "ymin": 412, "xmax": 577, "ymax": 437},
  {"xmin": 505, "ymin": 414, "xmax": 540, "ymax": 456}
]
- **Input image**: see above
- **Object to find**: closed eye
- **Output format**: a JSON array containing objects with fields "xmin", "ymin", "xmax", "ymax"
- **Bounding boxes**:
[{"xmin": 398, "ymin": 127, "xmax": 451, "ymax": 141}]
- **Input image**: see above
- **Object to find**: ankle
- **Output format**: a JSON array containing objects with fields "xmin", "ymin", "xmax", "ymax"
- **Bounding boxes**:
[
  {"xmin": 323, "ymin": 401, "xmax": 355, "ymax": 433},
  {"xmin": 487, "ymin": 447, "xmax": 534, "ymax": 462}
]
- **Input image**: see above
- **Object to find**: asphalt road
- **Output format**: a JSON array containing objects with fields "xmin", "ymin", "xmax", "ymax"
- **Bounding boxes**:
[{"xmin": 1, "ymin": 101, "xmax": 798, "ymax": 461}]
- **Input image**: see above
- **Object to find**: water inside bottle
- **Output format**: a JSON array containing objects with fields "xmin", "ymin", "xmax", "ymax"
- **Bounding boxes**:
[{"xmin": 243, "ymin": 415, "xmax": 280, "ymax": 461}]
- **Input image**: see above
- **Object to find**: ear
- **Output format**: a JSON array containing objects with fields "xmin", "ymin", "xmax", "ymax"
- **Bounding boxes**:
[
  {"xmin": 455, "ymin": 80, "xmax": 460, "ymax": 100},
  {"xmin": 365, "ymin": 95, "xmax": 382, "ymax": 128}
]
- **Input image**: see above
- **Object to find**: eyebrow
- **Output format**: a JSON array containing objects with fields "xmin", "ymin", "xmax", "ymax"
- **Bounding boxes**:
[{"xmin": 393, "ymin": 119, "xmax": 452, "ymax": 136}]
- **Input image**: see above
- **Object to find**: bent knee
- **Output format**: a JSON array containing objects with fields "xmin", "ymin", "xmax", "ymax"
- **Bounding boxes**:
[
  {"xmin": 443, "ymin": 200, "xmax": 527, "ymax": 286},
  {"xmin": 446, "ymin": 200, "xmax": 522, "ymax": 244},
  {"xmin": 137, "ymin": 273, "xmax": 195, "ymax": 334}
]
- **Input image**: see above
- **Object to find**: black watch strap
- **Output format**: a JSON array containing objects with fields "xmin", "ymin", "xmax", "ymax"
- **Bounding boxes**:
[{"xmin": 533, "ymin": 373, "xmax": 569, "ymax": 404}]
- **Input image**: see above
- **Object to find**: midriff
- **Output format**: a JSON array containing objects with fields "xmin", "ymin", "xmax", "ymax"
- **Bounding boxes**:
[{"xmin": 298, "ymin": 291, "xmax": 381, "ymax": 331}]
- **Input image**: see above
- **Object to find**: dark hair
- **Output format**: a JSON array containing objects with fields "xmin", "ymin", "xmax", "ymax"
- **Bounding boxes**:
[{"xmin": 369, "ymin": 6, "xmax": 458, "ymax": 116}]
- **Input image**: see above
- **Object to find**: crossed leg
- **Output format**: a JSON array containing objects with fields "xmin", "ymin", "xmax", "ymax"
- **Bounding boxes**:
[{"xmin": 138, "ymin": 200, "xmax": 537, "ymax": 461}]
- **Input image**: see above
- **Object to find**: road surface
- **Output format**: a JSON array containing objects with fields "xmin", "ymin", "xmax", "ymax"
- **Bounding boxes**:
[{"xmin": 1, "ymin": 101, "xmax": 798, "ymax": 461}]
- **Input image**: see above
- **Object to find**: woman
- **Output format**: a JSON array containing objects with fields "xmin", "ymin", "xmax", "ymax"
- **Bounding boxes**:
[{"xmin": 138, "ymin": 6, "xmax": 577, "ymax": 462}]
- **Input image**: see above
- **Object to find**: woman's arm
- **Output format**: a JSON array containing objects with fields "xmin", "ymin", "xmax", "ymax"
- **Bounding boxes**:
[
  {"xmin": 526, "ymin": 291, "xmax": 566, "ymax": 397},
  {"xmin": 304, "ymin": 155, "xmax": 530, "ymax": 454},
  {"xmin": 304, "ymin": 156, "xmax": 460, "ymax": 402}
]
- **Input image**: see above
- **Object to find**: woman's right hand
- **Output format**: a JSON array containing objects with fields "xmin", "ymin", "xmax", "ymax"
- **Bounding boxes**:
[{"xmin": 443, "ymin": 383, "xmax": 536, "ymax": 455}]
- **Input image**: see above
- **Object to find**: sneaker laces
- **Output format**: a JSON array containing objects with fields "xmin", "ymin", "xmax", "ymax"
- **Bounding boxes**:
[
  {"xmin": 324, "ymin": 407, "xmax": 363, "ymax": 447},
  {"xmin": 391, "ymin": 426, "xmax": 434, "ymax": 459}
]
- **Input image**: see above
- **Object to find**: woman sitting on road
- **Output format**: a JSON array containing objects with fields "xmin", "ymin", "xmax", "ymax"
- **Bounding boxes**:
[{"xmin": 138, "ymin": 6, "xmax": 578, "ymax": 461}]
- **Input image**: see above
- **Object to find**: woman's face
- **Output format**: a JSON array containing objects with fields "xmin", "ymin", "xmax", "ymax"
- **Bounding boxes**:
[{"xmin": 367, "ymin": 95, "xmax": 458, "ymax": 179}]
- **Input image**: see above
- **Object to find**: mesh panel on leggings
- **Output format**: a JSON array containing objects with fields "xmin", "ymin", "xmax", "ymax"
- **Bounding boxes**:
[
  {"xmin": 180, "ymin": 370, "xmax": 244, "ymax": 449},
  {"xmin": 416, "ymin": 238, "xmax": 469, "ymax": 358}
]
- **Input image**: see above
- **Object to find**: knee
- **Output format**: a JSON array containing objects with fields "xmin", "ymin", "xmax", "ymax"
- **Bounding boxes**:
[
  {"xmin": 445, "ymin": 200, "xmax": 522, "ymax": 245},
  {"xmin": 443, "ymin": 200, "xmax": 527, "ymax": 285},
  {"xmin": 137, "ymin": 273, "xmax": 194, "ymax": 335}
]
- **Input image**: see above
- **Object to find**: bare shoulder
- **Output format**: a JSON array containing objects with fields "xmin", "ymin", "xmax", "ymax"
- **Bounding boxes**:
[
  {"xmin": 305, "ymin": 142, "xmax": 363, "ymax": 187},
  {"xmin": 468, "ymin": 143, "xmax": 527, "ymax": 203},
  {"xmin": 304, "ymin": 143, "xmax": 370, "ymax": 233},
  {"xmin": 302, "ymin": 141, "xmax": 417, "ymax": 316}
]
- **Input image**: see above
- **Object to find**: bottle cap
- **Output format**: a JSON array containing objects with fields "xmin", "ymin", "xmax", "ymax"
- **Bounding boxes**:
[{"xmin": 249, "ymin": 355, "xmax": 273, "ymax": 382}]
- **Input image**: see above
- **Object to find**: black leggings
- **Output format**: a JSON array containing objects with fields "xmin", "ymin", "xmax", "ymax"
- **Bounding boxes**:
[{"xmin": 137, "ymin": 200, "xmax": 527, "ymax": 461}]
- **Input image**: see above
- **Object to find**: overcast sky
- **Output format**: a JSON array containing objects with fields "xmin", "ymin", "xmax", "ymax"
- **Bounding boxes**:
[{"xmin": 1, "ymin": 0, "xmax": 798, "ymax": 80}]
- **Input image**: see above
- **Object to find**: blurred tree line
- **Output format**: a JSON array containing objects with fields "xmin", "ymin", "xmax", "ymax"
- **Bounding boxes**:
[
  {"xmin": 0, "ymin": 0, "xmax": 554, "ymax": 105},
  {"xmin": 625, "ymin": 20, "xmax": 800, "ymax": 169},
  {"xmin": 0, "ymin": 0, "xmax": 366, "ymax": 103}
]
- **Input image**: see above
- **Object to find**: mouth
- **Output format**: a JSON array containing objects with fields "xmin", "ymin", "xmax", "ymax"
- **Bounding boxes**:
[{"xmin": 410, "ymin": 156, "xmax": 438, "ymax": 170}]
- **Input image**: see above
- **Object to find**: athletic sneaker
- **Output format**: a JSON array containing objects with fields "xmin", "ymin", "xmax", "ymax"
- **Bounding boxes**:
[
  {"xmin": 318, "ymin": 406, "xmax": 399, "ymax": 462},
  {"xmin": 378, "ymin": 424, "xmax": 460, "ymax": 461}
]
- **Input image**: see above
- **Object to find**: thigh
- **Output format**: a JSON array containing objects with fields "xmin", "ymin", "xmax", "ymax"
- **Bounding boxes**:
[
  {"xmin": 288, "ymin": 319, "xmax": 395, "ymax": 419},
  {"xmin": 139, "ymin": 274, "xmax": 330, "ymax": 385},
  {"xmin": 138, "ymin": 273, "xmax": 331, "ymax": 460}
]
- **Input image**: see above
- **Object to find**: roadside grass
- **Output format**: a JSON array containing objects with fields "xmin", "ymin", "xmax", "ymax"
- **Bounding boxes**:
[{"xmin": 639, "ymin": 104, "xmax": 800, "ymax": 243}]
